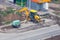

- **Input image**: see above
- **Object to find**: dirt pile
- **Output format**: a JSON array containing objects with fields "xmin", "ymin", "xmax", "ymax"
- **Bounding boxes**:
[{"xmin": 4, "ymin": 13, "xmax": 25, "ymax": 22}]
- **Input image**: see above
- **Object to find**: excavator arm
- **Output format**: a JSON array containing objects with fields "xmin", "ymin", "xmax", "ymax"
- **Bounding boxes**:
[{"xmin": 17, "ymin": 7, "xmax": 30, "ymax": 21}]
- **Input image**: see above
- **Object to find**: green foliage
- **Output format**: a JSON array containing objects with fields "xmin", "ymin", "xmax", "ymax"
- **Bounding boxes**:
[
  {"xmin": 52, "ymin": 0, "xmax": 60, "ymax": 4},
  {"xmin": 0, "ymin": 11, "xmax": 7, "ymax": 16},
  {"xmin": 4, "ymin": 21, "xmax": 12, "ymax": 24},
  {"xmin": 53, "ymin": 12, "xmax": 60, "ymax": 16},
  {"xmin": 16, "ymin": 12, "xmax": 22, "ymax": 16},
  {"xmin": 5, "ymin": 7, "xmax": 15, "ymax": 14},
  {"xmin": 0, "ymin": 7, "xmax": 15, "ymax": 17}
]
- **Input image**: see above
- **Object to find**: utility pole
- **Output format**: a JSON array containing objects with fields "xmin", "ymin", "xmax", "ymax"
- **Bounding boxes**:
[{"xmin": 29, "ymin": 0, "xmax": 31, "ymax": 10}]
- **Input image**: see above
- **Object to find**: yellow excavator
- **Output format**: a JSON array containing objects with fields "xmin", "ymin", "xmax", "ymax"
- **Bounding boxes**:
[{"xmin": 17, "ymin": 7, "xmax": 43, "ymax": 23}]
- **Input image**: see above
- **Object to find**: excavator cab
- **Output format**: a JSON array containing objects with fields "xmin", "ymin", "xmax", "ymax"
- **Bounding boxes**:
[
  {"xmin": 30, "ymin": 10, "xmax": 41, "ymax": 23},
  {"xmin": 30, "ymin": 10, "xmax": 38, "ymax": 22}
]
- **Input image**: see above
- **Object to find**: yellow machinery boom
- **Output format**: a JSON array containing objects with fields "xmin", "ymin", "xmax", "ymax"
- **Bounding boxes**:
[{"xmin": 18, "ymin": 7, "xmax": 30, "ymax": 21}]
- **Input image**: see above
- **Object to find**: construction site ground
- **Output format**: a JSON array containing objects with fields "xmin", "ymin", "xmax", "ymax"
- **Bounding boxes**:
[
  {"xmin": 0, "ymin": 18, "xmax": 57, "ymax": 33},
  {"xmin": 0, "ymin": 1, "xmax": 59, "ymax": 33},
  {"xmin": 0, "ymin": 1, "xmax": 60, "ymax": 40}
]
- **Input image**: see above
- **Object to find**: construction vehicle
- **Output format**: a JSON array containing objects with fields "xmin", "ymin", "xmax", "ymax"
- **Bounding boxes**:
[
  {"xmin": 12, "ymin": 20, "xmax": 21, "ymax": 28},
  {"xmin": 17, "ymin": 7, "xmax": 42, "ymax": 23},
  {"xmin": 11, "ymin": 7, "xmax": 44, "ymax": 28}
]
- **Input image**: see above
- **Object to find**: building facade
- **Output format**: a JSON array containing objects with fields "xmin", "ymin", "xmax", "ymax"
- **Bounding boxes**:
[
  {"xmin": 8, "ymin": 0, "xmax": 51, "ymax": 11},
  {"xmin": 27, "ymin": 0, "xmax": 50, "ymax": 10}
]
